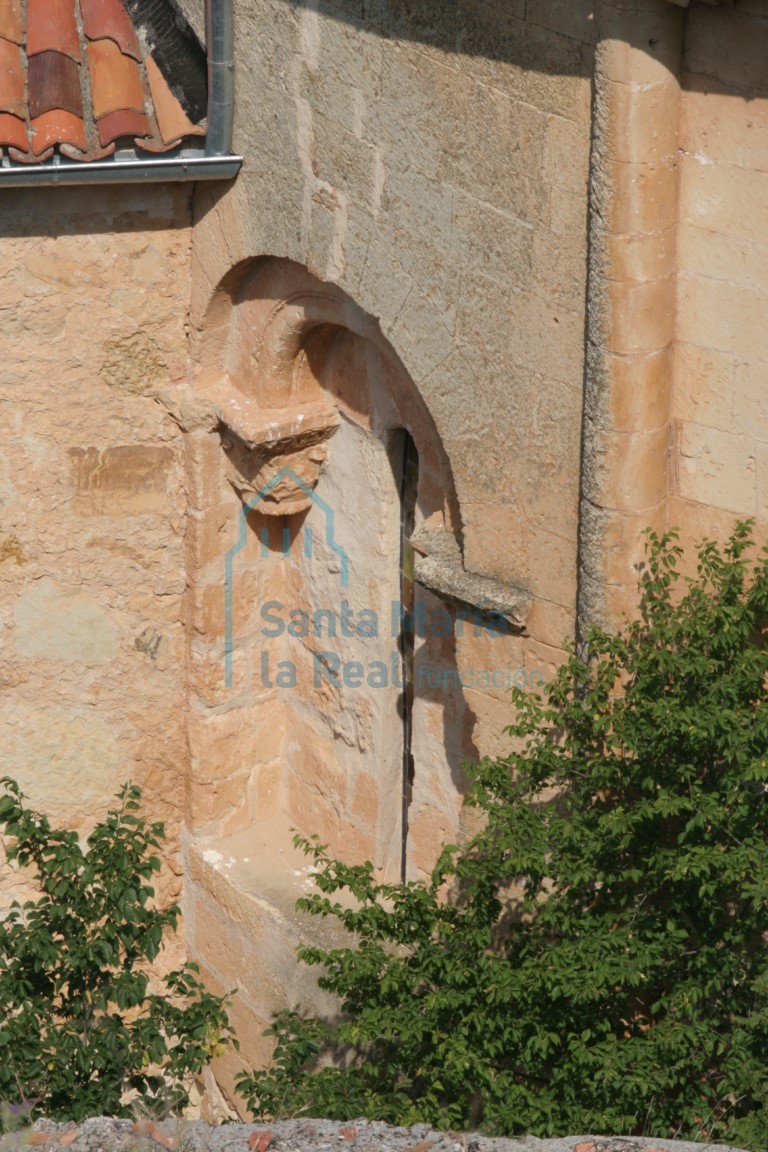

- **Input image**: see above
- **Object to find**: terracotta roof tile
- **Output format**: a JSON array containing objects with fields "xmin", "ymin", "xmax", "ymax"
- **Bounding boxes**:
[
  {"xmin": 0, "ymin": 36, "xmax": 24, "ymax": 117},
  {"xmin": 31, "ymin": 109, "xmax": 87, "ymax": 154},
  {"xmin": 0, "ymin": 110, "xmax": 25, "ymax": 149},
  {"xmin": 0, "ymin": 0, "xmax": 207, "ymax": 163},
  {"xmin": 87, "ymin": 39, "xmax": 147, "ymax": 118},
  {"xmin": 97, "ymin": 107, "xmax": 149, "ymax": 146},
  {"xmin": 9, "ymin": 139, "xmax": 53, "ymax": 162},
  {"xmin": 81, "ymin": 0, "xmax": 140, "ymax": 60},
  {"xmin": 28, "ymin": 51, "xmax": 84, "ymax": 119},
  {"xmin": 145, "ymin": 54, "xmax": 204, "ymax": 145},
  {"xmin": 27, "ymin": 0, "xmax": 80, "ymax": 61},
  {"xmin": 0, "ymin": 0, "xmax": 22, "ymax": 45}
]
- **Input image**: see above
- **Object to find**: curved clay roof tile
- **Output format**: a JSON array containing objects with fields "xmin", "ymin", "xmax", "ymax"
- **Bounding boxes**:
[
  {"xmin": 0, "ymin": 0, "xmax": 21, "ymax": 45},
  {"xmin": 28, "ymin": 51, "xmax": 84, "ymax": 119},
  {"xmin": 31, "ymin": 109, "xmax": 87, "ymax": 154},
  {"xmin": 26, "ymin": 0, "xmax": 80, "ymax": 61},
  {"xmin": 87, "ymin": 39, "xmax": 147, "ymax": 118},
  {"xmin": 80, "ymin": 0, "xmax": 141, "ymax": 60},
  {"xmin": 0, "ymin": 36, "xmax": 23, "ymax": 117},
  {"xmin": 0, "ymin": 110, "xmax": 26, "ymax": 149},
  {"xmin": 0, "ymin": 0, "xmax": 207, "ymax": 163},
  {"xmin": 97, "ymin": 107, "xmax": 150, "ymax": 145}
]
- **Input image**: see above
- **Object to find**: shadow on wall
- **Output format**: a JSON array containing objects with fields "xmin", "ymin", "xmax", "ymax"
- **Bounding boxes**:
[
  {"xmin": 0, "ymin": 183, "xmax": 195, "ymax": 239},
  {"xmin": 268, "ymin": 0, "xmax": 768, "ymax": 98},
  {"xmin": 288, "ymin": 0, "xmax": 597, "ymax": 69}
]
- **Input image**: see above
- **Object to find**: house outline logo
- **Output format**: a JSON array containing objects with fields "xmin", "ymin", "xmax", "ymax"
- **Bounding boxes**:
[{"xmin": 223, "ymin": 465, "xmax": 349, "ymax": 687}]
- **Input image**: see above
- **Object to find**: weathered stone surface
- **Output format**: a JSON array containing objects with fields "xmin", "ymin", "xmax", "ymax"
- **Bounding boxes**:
[
  {"xmin": 69, "ymin": 445, "xmax": 174, "ymax": 516},
  {"xmin": 100, "ymin": 331, "xmax": 168, "ymax": 396},
  {"xmin": 0, "ymin": 184, "xmax": 190, "ymax": 932},
  {"xmin": 0, "ymin": 702, "xmax": 123, "ymax": 820},
  {"xmin": 13, "ymin": 577, "xmax": 119, "ymax": 663},
  {"xmin": 4, "ymin": 0, "xmax": 767, "ymax": 1107}
]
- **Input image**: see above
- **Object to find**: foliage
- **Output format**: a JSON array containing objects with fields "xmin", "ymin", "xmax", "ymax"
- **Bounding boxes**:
[
  {"xmin": 0, "ymin": 781, "xmax": 234, "ymax": 1124},
  {"xmin": 238, "ymin": 524, "xmax": 768, "ymax": 1149}
]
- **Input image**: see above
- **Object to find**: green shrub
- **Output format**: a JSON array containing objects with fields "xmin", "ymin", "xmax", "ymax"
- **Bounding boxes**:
[
  {"xmin": 0, "ymin": 781, "xmax": 234, "ymax": 1123},
  {"xmin": 237, "ymin": 524, "xmax": 768, "ymax": 1149}
]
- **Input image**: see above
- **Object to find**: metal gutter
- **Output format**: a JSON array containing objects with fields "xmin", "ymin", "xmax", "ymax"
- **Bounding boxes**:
[
  {"xmin": 0, "ymin": 152, "xmax": 241, "ymax": 187},
  {"xmin": 0, "ymin": 152, "xmax": 240, "ymax": 187},
  {"xmin": 0, "ymin": 0, "xmax": 242, "ymax": 187}
]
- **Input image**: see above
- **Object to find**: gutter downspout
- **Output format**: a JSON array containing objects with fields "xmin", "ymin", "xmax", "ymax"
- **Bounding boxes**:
[
  {"xmin": 205, "ymin": 0, "xmax": 236, "ymax": 158},
  {"xmin": 0, "ymin": 0, "xmax": 242, "ymax": 187}
]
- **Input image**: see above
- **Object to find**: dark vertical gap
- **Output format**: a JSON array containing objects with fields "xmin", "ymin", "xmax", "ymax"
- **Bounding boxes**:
[
  {"xmin": 123, "ymin": 0, "xmax": 207, "ymax": 120},
  {"xmin": 398, "ymin": 430, "xmax": 418, "ymax": 882}
]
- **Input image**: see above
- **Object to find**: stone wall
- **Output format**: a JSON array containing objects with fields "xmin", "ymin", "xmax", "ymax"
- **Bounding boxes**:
[
  {"xmin": 0, "ymin": 186, "xmax": 193, "ymax": 921},
  {"xmin": 172, "ymin": 0, "xmax": 596, "ymax": 1092},
  {"xmin": 181, "ymin": 0, "xmax": 595, "ymax": 787},
  {"xmin": 671, "ymin": 0, "xmax": 768, "ymax": 560}
]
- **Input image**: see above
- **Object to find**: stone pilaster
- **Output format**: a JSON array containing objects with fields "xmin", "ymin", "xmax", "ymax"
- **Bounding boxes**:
[{"xmin": 579, "ymin": 0, "xmax": 686, "ymax": 637}]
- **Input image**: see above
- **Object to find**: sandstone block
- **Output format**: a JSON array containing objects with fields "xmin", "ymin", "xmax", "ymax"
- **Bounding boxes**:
[
  {"xmin": 685, "ymin": 4, "xmax": 768, "ymax": 96},
  {"xmin": 452, "ymin": 634, "xmax": 530, "ymax": 707},
  {"xmin": 673, "ymin": 342, "xmax": 734, "ymax": 431},
  {"xmin": 455, "ymin": 2, "xmax": 586, "ymax": 121},
  {"xmin": 580, "ymin": 500, "xmax": 664, "ymax": 590},
  {"xmin": 755, "ymin": 443, "xmax": 768, "ymax": 525},
  {"xmin": 298, "ymin": 16, "xmax": 382, "ymax": 139},
  {"xmin": 603, "ymin": 227, "xmax": 676, "ymax": 283},
  {"xmin": 188, "ymin": 768, "xmax": 250, "ymax": 835},
  {"xmin": 14, "ymin": 576, "xmax": 119, "ymax": 663},
  {"xmin": 601, "ymin": 77, "xmax": 680, "ymax": 165},
  {"xmin": 187, "ymin": 704, "xmax": 282, "ymax": 784},
  {"xmin": 599, "ymin": 159, "xmax": 678, "ymax": 236},
  {"xmin": 188, "ymin": 643, "xmax": 250, "ymax": 707},
  {"xmin": 682, "ymin": 89, "xmax": 768, "ymax": 172},
  {"xmin": 69, "ymin": 445, "xmax": 173, "ymax": 516},
  {"xmin": 599, "ymin": 5, "xmax": 683, "ymax": 81},
  {"xmin": 526, "ymin": 598, "xmax": 576, "ymax": 650},
  {"xmin": 524, "ymin": 637, "xmax": 566, "ymax": 683},
  {"xmin": 313, "ymin": 114, "xmax": 380, "ymax": 214},
  {"xmin": 734, "ymin": 360, "xmax": 768, "ymax": 440},
  {"xmin": 185, "ymin": 432, "xmax": 224, "ymax": 512},
  {"xmin": 0, "ymin": 701, "xmax": 123, "ymax": 823},
  {"xmin": 253, "ymin": 759, "xmax": 283, "ymax": 822},
  {"xmin": 507, "ymin": 290, "xmax": 585, "ymax": 385},
  {"xmin": 678, "ymin": 423, "xmax": 756, "ymax": 515},
  {"xmin": 187, "ymin": 501, "xmax": 240, "ymax": 575},
  {"xmin": 677, "ymin": 221, "xmax": 768, "ymax": 294},
  {"xmin": 679, "ymin": 157, "xmax": 768, "ymax": 246},
  {"xmin": 583, "ymin": 424, "xmax": 668, "ymax": 513},
  {"xmin": 0, "ymin": 451, "xmax": 16, "ymax": 510},
  {"xmin": 527, "ymin": 529, "xmax": 578, "ymax": 611},
  {"xmin": 677, "ymin": 274, "xmax": 768, "ymax": 361},
  {"xmin": 595, "ymin": 348, "xmax": 672, "ymax": 434},
  {"xmin": 349, "ymin": 770, "xmax": 377, "ymax": 826},
  {"xmin": 667, "ymin": 495, "xmax": 768, "ymax": 579},
  {"xmin": 99, "ymin": 331, "xmax": 168, "ymax": 396},
  {"xmin": 605, "ymin": 275, "xmax": 675, "ymax": 356},
  {"xmin": 24, "ymin": 249, "xmax": 95, "ymax": 292},
  {"xmin": 450, "ymin": 189, "xmax": 532, "ymax": 285},
  {"xmin": 407, "ymin": 803, "xmax": 454, "ymax": 880},
  {"xmin": 387, "ymin": 285, "xmax": 454, "ymax": 386},
  {"xmin": 529, "ymin": 0, "xmax": 598, "ymax": 45}
]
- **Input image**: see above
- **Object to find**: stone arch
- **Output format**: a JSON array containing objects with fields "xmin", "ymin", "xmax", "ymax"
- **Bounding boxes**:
[
  {"xmin": 193, "ymin": 256, "xmax": 460, "ymax": 538},
  {"xmin": 180, "ymin": 256, "xmax": 483, "ymax": 874},
  {"xmin": 177, "ymin": 257, "xmax": 531, "ymax": 1088}
]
